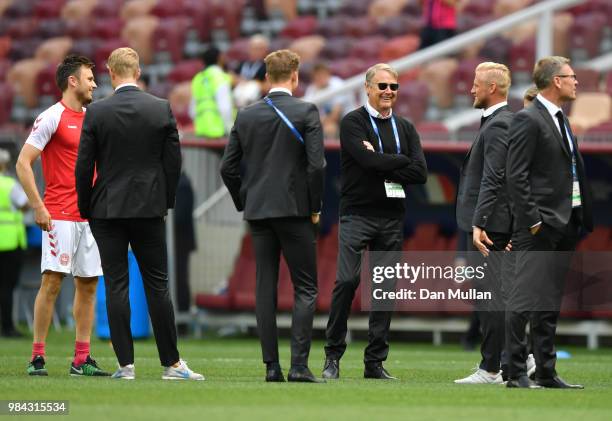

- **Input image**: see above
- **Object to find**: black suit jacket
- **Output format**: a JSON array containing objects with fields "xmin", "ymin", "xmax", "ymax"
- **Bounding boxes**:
[
  {"xmin": 506, "ymin": 98, "xmax": 593, "ymax": 232},
  {"xmin": 220, "ymin": 91, "xmax": 325, "ymax": 220},
  {"xmin": 75, "ymin": 86, "xmax": 181, "ymax": 219},
  {"xmin": 456, "ymin": 105, "xmax": 513, "ymax": 233}
]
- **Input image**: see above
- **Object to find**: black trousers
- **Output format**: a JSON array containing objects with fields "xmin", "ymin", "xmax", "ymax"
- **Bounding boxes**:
[
  {"xmin": 248, "ymin": 217, "xmax": 318, "ymax": 367},
  {"xmin": 0, "ymin": 249, "xmax": 23, "ymax": 333},
  {"xmin": 467, "ymin": 231, "xmax": 512, "ymax": 373},
  {"xmin": 89, "ymin": 218, "xmax": 179, "ymax": 367},
  {"xmin": 325, "ymin": 215, "xmax": 403, "ymax": 365},
  {"xmin": 505, "ymin": 209, "xmax": 581, "ymax": 380}
]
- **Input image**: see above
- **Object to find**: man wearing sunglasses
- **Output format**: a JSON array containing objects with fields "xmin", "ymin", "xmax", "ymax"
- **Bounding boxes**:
[
  {"xmin": 323, "ymin": 63, "xmax": 427, "ymax": 380},
  {"xmin": 505, "ymin": 56, "xmax": 592, "ymax": 389}
]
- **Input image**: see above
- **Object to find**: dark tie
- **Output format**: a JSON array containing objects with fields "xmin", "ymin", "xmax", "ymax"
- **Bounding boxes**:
[
  {"xmin": 555, "ymin": 110, "xmax": 572, "ymax": 156},
  {"xmin": 480, "ymin": 115, "xmax": 489, "ymax": 128}
]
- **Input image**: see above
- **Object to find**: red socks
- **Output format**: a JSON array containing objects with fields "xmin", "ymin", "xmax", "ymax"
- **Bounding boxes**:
[
  {"xmin": 32, "ymin": 342, "xmax": 45, "ymax": 361},
  {"xmin": 73, "ymin": 341, "xmax": 90, "ymax": 366}
]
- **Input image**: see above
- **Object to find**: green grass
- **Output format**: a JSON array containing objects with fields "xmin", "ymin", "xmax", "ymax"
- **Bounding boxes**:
[{"xmin": 1, "ymin": 330, "xmax": 612, "ymax": 420}]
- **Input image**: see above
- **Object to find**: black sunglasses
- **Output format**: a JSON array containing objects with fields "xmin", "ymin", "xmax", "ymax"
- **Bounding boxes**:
[{"xmin": 375, "ymin": 83, "xmax": 399, "ymax": 91}]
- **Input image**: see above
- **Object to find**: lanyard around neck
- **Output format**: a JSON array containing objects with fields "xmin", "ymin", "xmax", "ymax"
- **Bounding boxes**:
[
  {"xmin": 264, "ymin": 96, "xmax": 304, "ymax": 144},
  {"xmin": 368, "ymin": 113, "xmax": 400, "ymax": 154}
]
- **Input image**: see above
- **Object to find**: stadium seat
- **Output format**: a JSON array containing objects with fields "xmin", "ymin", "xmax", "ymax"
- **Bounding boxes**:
[
  {"xmin": 152, "ymin": 17, "xmax": 190, "ymax": 63},
  {"xmin": 207, "ymin": 0, "xmax": 243, "ymax": 41},
  {"xmin": 225, "ymin": 38, "xmax": 251, "ymax": 67},
  {"xmin": 337, "ymin": 0, "xmax": 370, "ymax": 16},
  {"xmin": 167, "ymin": 60, "xmax": 203, "ymax": 84},
  {"xmin": 34, "ymin": 37, "xmax": 73, "ymax": 65},
  {"xmin": 0, "ymin": 82, "xmax": 14, "ymax": 126},
  {"xmin": 342, "ymin": 16, "xmax": 379, "ymax": 38},
  {"xmin": 377, "ymin": 15, "xmax": 423, "ymax": 38},
  {"xmin": 368, "ymin": 0, "xmax": 410, "ymax": 21},
  {"xmin": 574, "ymin": 68, "xmax": 601, "ymax": 92},
  {"xmin": 34, "ymin": 0, "xmax": 66, "ymax": 18},
  {"xmin": 61, "ymin": 0, "xmax": 97, "ymax": 21},
  {"xmin": 450, "ymin": 58, "xmax": 484, "ymax": 105},
  {"xmin": 265, "ymin": 0, "xmax": 297, "ymax": 20},
  {"xmin": 92, "ymin": 18, "xmax": 124, "ymax": 40},
  {"xmin": 493, "ymin": 0, "xmax": 533, "ymax": 18},
  {"xmin": 6, "ymin": 58, "xmax": 47, "ymax": 108},
  {"xmin": 329, "ymin": 57, "xmax": 367, "ymax": 80},
  {"xmin": 509, "ymin": 37, "xmax": 535, "ymax": 82},
  {"xmin": 395, "ymin": 80, "xmax": 430, "ymax": 125},
  {"xmin": 6, "ymin": 17, "xmax": 39, "ymax": 39},
  {"xmin": 121, "ymin": 15, "xmax": 159, "ymax": 65},
  {"xmin": 151, "ymin": 0, "xmax": 188, "ymax": 17},
  {"xmin": 288, "ymin": 35, "xmax": 325, "ymax": 63},
  {"xmin": 319, "ymin": 36, "xmax": 352, "ymax": 60},
  {"xmin": 280, "ymin": 15, "xmax": 318, "ymax": 39},
  {"xmin": 461, "ymin": 0, "xmax": 494, "ymax": 17},
  {"xmin": 3, "ymin": 0, "xmax": 35, "ymax": 18},
  {"xmin": 569, "ymin": 92, "xmax": 612, "ymax": 135},
  {"xmin": 569, "ymin": 13, "xmax": 607, "ymax": 59},
  {"xmin": 349, "ymin": 36, "xmax": 386, "ymax": 61},
  {"xmin": 92, "ymin": 0, "xmax": 123, "ymax": 18},
  {"xmin": 316, "ymin": 16, "xmax": 350, "ymax": 38},
  {"xmin": 167, "ymin": 81, "xmax": 192, "ymax": 128},
  {"xmin": 69, "ymin": 39, "xmax": 98, "ymax": 59},
  {"xmin": 418, "ymin": 58, "xmax": 459, "ymax": 109},
  {"xmin": 8, "ymin": 38, "xmax": 44, "ymax": 62},
  {"xmin": 478, "ymin": 36, "xmax": 512, "ymax": 64},
  {"xmin": 93, "ymin": 38, "xmax": 125, "ymax": 75},
  {"xmin": 120, "ymin": 0, "xmax": 157, "ymax": 20},
  {"xmin": 379, "ymin": 35, "xmax": 420, "ymax": 62},
  {"xmin": 35, "ymin": 64, "xmax": 62, "ymax": 103},
  {"xmin": 35, "ymin": 18, "xmax": 67, "ymax": 39}
]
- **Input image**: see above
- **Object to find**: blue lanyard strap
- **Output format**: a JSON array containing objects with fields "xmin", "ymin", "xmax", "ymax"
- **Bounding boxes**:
[
  {"xmin": 368, "ymin": 113, "xmax": 401, "ymax": 154},
  {"xmin": 264, "ymin": 96, "xmax": 304, "ymax": 144}
]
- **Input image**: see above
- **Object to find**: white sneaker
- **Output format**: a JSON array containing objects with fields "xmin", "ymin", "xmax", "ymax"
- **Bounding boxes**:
[
  {"xmin": 526, "ymin": 353, "xmax": 536, "ymax": 378},
  {"xmin": 454, "ymin": 368, "xmax": 503, "ymax": 384},
  {"xmin": 162, "ymin": 360, "xmax": 205, "ymax": 380},
  {"xmin": 111, "ymin": 364, "xmax": 135, "ymax": 380}
]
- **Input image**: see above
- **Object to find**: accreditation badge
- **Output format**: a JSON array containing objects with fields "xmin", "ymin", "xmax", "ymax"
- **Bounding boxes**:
[
  {"xmin": 572, "ymin": 181, "xmax": 581, "ymax": 207},
  {"xmin": 384, "ymin": 181, "xmax": 405, "ymax": 198}
]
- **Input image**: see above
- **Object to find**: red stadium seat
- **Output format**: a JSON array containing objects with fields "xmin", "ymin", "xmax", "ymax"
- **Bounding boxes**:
[
  {"xmin": 379, "ymin": 35, "xmax": 420, "ymax": 62},
  {"xmin": 569, "ymin": 13, "xmax": 606, "ymax": 59},
  {"xmin": 583, "ymin": 121, "xmax": 612, "ymax": 142},
  {"xmin": 34, "ymin": 0, "xmax": 66, "ymax": 18},
  {"xmin": 152, "ymin": 17, "xmax": 190, "ymax": 63},
  {"xmin": 35, "ymin": 18, "xmax": 67, "ymax": 39},
  {"xmin": 92, "ymin": 18, "xmax": 124, "ymax": 40},
  {"xmin": 337, "ymin": 0, "xmax": 370, "ymax": 16},
  {"xmin": 509, "ymin": 38, "xmax": 535, "ymax": 78},
  {"xmin": 35, "ymin": 64, "xmax": 62, "ymax": 102},
  {"xmin": 450, "ymin": 58, "xmax": 483, "ymax": 105},
  {"xmin": 316, "ymin": 16, "xmax": 350, "ymax": 38},
  {"xmin": 225, "ymin": 38, "xmax": 251, "ymax": 69},
  {"xmin": 349, "ymin": 36, "xmax": 386, "ymax": 61},
  {"xmin": 93, "ymin": 39, "xmax": 125, "ymax": 75},
  {"xmin": 319, "ymin": 37, "xmax": 352, "ymax": 61},
  {"xmin": 151, "ymin": 0, "xmax": 188, "ymax": 17},
  {"xmin": 6, "ymin": 17, "xmax": 39, "ymax": 39},
  {"xmin": 461, "ymin": 0, "xmax": 494, "ymax": 17},
  {"xmin": 343, "ymin": 16, "xmax": 379, "ymax": 38},
  {"xmin": 377, "ymin": 15, "xmax": 423, "ymax": 38},
  {"xmin": 92, "ymin": 0, "xmax": 123, "ymax": 18},
  {"xmin": 395, "ymin": 80, "xmax": 430, "ymax": 125},
  {"xmin": 207, "ymin": 0, "xmax": 243, "ymax": 41},
  {"xmin": 280, "ymin": 15, "xmax": 318, "ymax": 39},
  {"xmin": 574, "ymin": 68, "xmax": 601, "ymax": 92},
  {"xmin": 0, "ymin": 82, "xmax": 14, "ymax": 126},
  {"xmin": 167, "ymin": 60, "xmax": 204, "ymax": 84}
]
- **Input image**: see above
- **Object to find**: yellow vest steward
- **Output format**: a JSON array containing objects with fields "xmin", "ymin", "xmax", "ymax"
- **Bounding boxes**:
[
  {"xmin": 0, "ymin": 175, "xmax": 27, "ymax": 252},
  {"xmin": 192, "ymin": 65, "xmax": 232, "ymax": 138}
]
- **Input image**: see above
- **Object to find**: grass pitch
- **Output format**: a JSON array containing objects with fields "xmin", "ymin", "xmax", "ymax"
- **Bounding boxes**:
[{"xmin": 1, "ymin": 330, "xmax": 611, "ymax": 420}]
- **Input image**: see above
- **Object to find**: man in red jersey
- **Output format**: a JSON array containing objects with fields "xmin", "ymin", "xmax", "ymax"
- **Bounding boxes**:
[{"xmin": 16, "ymin": 55, "xmax": 110, "ymax": 377}]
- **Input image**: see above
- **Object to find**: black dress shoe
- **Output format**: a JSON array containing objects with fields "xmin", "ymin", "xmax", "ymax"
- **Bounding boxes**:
[
  {"xmin": 364, "ymin": 364, "xmax": 397, "ymax": 380},
  {"xmin": 288, "ymin": 366, "xmax": 325, "ymax": 383},
  {"xmin": 506, "ymin": 375, "xmax": 542, "ymax": 389},
  {"xmin": 265, "ymin": 363, "xmax": 285, "ymax": 382},
  {"xmin": 322, "ymin": 358, "xmax": 339, "ymax": 379},
  {"xmin": 536, "ymin": 376, "xmax": 584, "ymax": 389}
]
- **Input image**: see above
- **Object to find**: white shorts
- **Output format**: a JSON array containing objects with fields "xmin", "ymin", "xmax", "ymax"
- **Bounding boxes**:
[{"xmin": 41, "ymin": 220, "xmax": 103, "ymax": 277}]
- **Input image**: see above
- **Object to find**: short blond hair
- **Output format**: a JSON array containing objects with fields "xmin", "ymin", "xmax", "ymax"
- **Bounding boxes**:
[
  {"xmin": 264, "ymin": 49, "xmax": 300, "ymax": 83},
  {"xmin": 107, "ymin": 47, "xmax": 140, "ymax": 78},
  {"xmin": 475, "ymin": 62, "xmax": 511, "ymax": 97},
  {"xmin": 365, "ymin": 63, "xmax": 398, "ymax": 84}
]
